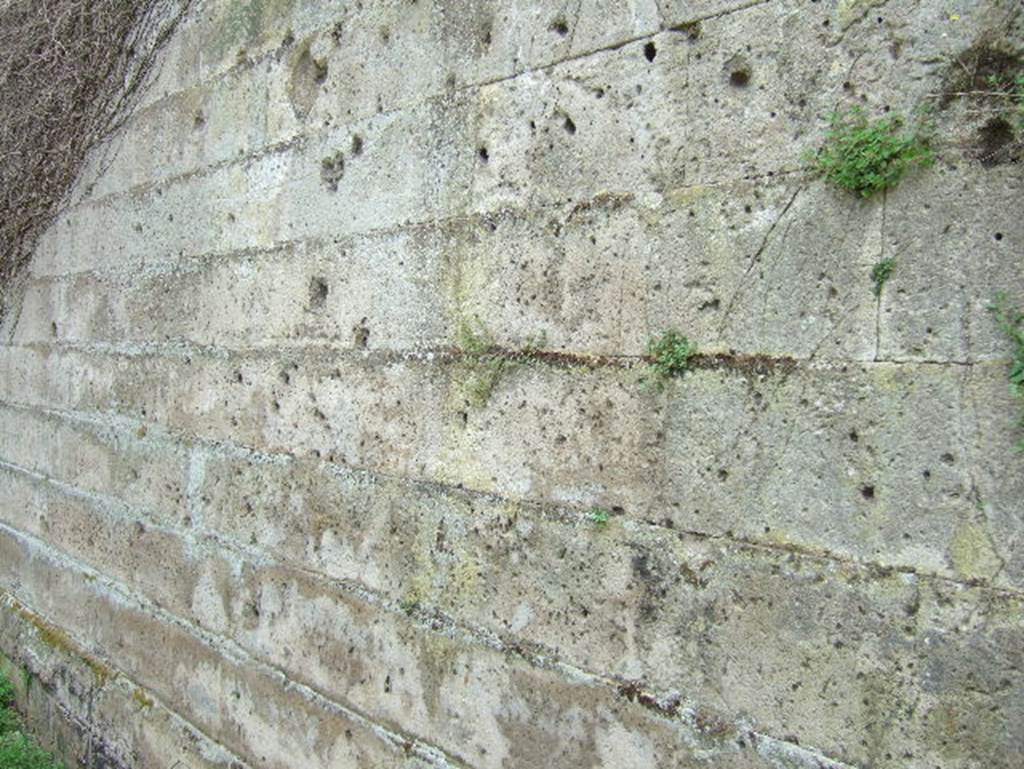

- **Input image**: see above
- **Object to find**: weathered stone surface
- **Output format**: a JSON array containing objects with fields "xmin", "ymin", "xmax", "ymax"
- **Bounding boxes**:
[
  {"xmin": 0, "ymin": 607, "xmax": 249, "ymax": 769},
  {"xmin": 2, "ymin": 0, "xmax": 1023, "ymax": 766}
]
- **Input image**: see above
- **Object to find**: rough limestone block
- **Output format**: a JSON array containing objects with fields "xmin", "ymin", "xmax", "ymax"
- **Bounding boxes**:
[
  {"xmin": 33, "ymin": 92, "xmax": 478, "ymax": 278},
  {"xmin": 468, "ymin": 30, "xmax": 689, "ymax": 214},
  {"xmin": 17, "ymin": 231, "xmax": 450, "ymax": 351},
  {"xmin": 0, "ymin": 466, "xmax": 232, "ymax": 634},
  {"xmin": 963, "ymin": 362, "xmax": 1024, "ymax": 587},
  {"xmin": 454, "ymin": 178, "xmax": 880, "ymax": 359},
  {"xmin": 879, "ymin": 164, "xmax": 1024, "ymax": 363},
  {"xmin": 0, "ymin": 405, "xmax": 189, "ymax": 525},
  {"xmin": 23, "ymin": 176, "xmax": 881, "ymax": 362},
  {"xmin": 659, "ymin": 361, "xmax": 1020, "ymax": 584}
]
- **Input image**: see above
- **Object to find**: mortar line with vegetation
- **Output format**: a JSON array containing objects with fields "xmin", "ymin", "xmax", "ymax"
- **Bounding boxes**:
[
  {"xmin": 1, "ymin": 522, "xmax": 865, "ymax": 769},
  {"xmin": 9, "ymin": 336, "xmax": 993, "ymax": 370}
]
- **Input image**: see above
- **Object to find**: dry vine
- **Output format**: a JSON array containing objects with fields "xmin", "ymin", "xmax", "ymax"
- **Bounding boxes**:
[{"xmin": 0, "ymin": 0, "xmax": 192, "ymax": 318}]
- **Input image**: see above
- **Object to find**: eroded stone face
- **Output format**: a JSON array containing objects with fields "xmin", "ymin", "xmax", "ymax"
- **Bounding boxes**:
[{"xmin": 2, "ymin": 0, "xmax": 1023, "ymax": 768}]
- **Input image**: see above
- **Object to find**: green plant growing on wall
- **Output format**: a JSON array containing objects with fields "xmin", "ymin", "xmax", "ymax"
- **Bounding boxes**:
[
  {"xmin": 986, "ymin": 72, "xmax": 1024, "ymax": 130},
  {"xmin": 588, "ymin": 507, "xmax": 611, "ymax": 528},
  {"xmin": 456, "ymin": 316, "xmax": 507, "ymax": 407},
  {"xmin": 520, "ymin": 330, "xmax": 548, "ymax": 355},
  {"xmin": 871, "ymin": 257, "xmax": 896, "ymax": 297},
  {"xmin": 811, "ymin": 106, "xmax": 933, "ymax": 197},
  {"xmin": 989, "ymin": 293, "xmax": 1024, "ymax": 450},
  {"xmin": 648, "ymin": 330, "xmax": 697, "ymax": 386},
  {"xmin": 0, "ymin": 669, "xmax": 64, "ymax": 768},
  {"xmin": 0, "ymin": 673, "xmax": 16, "ymax": 735}
]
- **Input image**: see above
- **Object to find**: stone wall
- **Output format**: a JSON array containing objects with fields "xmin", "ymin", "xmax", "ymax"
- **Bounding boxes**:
[{"xmin": 1, "ymin": 1, "xmax": 1022, "ymax": 767}]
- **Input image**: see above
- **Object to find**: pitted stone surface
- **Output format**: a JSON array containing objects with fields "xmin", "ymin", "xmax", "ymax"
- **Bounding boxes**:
[{"xmin": 1, "ymin": 1, "xmax": 1022, "ymax": 768}]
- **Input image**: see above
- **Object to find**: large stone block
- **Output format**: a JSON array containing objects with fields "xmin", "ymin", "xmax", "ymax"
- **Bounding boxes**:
[{"xmin": 0, "ymin": 404, "xmax": 189, "ymax": 525}]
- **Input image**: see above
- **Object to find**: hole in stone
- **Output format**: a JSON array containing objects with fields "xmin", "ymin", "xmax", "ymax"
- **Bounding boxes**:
[
  {"xmin": 353, "ymin": 319, "xmax": 370, "ymax": 349},
  {"xmin": 643, "ymin": 42, "xmax": 657, "ymax": 62},
  {"xmin": 729, "ymin": 68, "xmax": 751, "ymax": 87},
  {"xmin": 308, "ymin": 277, "xmax": 329, "ymax": 310},
  {"xmin": 313, "ymin": 58, "xmax": 328, "ymax": 84},
  {"xmin": 994, "ymin": 232, "xmax": 1003, "ymax": 241},
  {"xmin": 563, "ymin": 115, "xmax": 576, "ymax": 134},
  {"xmin": 478, "ymin": 146, "xmax": 489, "ymax": 163},
  {"xmin": 550, "ymin": 18, "xmax": 569, "ymax": 36},
  {"xmin": 860, "ymin": 484, "xmax": 875, "ymax": 500},
  {"xmin": 351, "ymin": 134, "xmax": 364, "ymax": 156},
  {"xmin": 320, "ymin": 151, "xmax": 345, "ymax": 192},
  {"xmin": 975, "ymin": 116, "xmax": 1015, "ymax": 166},
  {"xmin": 193, "ymin": 111, "xmax": 205, "ymax": 130}
]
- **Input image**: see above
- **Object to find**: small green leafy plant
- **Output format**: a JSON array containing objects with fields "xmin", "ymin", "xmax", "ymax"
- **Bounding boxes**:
[
  {"xmin": 871, "ymin": 257, "xmax": 896, "ymax": 297},
  {"xmin": 588, "ymin": 508, "xmax": 611, "ymax": 527},
  {"xmin": 457, "ymin": 316, "xmax": 493, "ymax": 356},
  {"xmin": 986, "ymin": 72, "xmax": 1024, "ymax": 130},
  {"xmin": 0, "ymin": 669, "xmax": 64, "ymax": 769},
  {"xmin": 811, "ymin": 106, "xmax": 933, "ymax": 197},
  {"xmin": 648, "ymin": 330, "xmax": 697, "ymax": 384},
  {"xmin": 989, "ymin": 293, "xmax": 1024, "ymax": 450},
  {"xmin": 455, "ymin": 317, "xmax": 507, "ymax": 407},
  {"xmin": 520, "ymin": 330, "xmax": 548, "ymax": 355}
]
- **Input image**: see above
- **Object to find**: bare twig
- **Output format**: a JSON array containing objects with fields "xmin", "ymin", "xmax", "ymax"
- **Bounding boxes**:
[{"xmin": 0, "ymin": 0, "xmax": 192, "ymax": 317}]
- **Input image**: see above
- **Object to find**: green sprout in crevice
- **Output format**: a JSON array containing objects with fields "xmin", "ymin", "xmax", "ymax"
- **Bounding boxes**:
[
  {"xmin": 455, "ymin": 316, "xmax": 507, "ymax": 407},
  {"xmin": 457, "ymin": 316, "xmax": 494, "ymax": 357},
  {"xmin": 871, "ymin": 257, "xmax": 896, "ymax": 297},
  {"xmin": 989, "ymin": 292, "xmax": 1024, "ymax": 450},
  {"xmin": 647, "ymin": 330, "xmax": 697, "ymax": 386},
  {"xmin": 810, "ymin": 106, "xmax": 934, "ymax": 197},
  {"xmin": 454, "ymin": 318, "xmax": 553, "ymax": 407},
  {"xmin": 520, "ymin": 330, "xmax": 548, "ymax": 356},
  {"xmin": 588, "ymin": 507, "xmax": 611, "ymax": 528},
  {"xmin": 985, "ymin": 71, "xmax": 1024, "ymax": 131}
]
